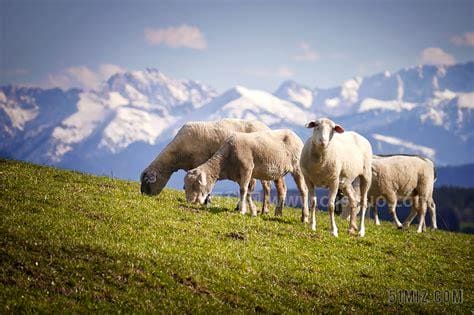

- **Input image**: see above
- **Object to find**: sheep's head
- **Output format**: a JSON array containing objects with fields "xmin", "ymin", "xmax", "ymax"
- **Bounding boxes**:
[
  {"xmin": 140, "ymin": 167, "xmax": 168, "ymax": 196},
  {"xmin": 306, "ymin": 118, "xmax": 344, "ymax": 148},
  {"xmin": 184, "ymin": 168, "xmax": 214, "ymax": 204}
]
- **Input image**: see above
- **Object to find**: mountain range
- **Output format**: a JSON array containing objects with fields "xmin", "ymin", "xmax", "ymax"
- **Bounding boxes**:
[{"xmin": 1, "ymin": 62, "xmax": 473, "ymax": 189}]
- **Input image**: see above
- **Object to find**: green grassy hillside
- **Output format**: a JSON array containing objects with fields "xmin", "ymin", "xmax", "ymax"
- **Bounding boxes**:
[{"xmin": 0, "ymin": 159, "xmax": 472, "ymax": 313}]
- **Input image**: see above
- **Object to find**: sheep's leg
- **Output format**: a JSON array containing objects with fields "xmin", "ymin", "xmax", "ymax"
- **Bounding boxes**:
[
  {"xmin": 358, "ymin": 176, "xmax": 370, "ymax": 237},
  {"xmin": 373, "ymin": 204, "xmax": 381, "ymax": 225},
  {"xmin": 274, "ymin": 177, "xmax": 286, "ymax": 216},
  {"xmin": 239, "ymin": 185, "xmax": 249, "ymax": 215},
  {"xmin": 388, "ymin": 202, "xmax": 403, "ymax": 228},
  {"xmin": 387, "ymin": 195, "xmax": 402, "ymax": 228},
  {"xmin": 291, "ymin": 171, "xmax": 309, "ymax": 223},
  {"xmin": 428, "ymin": 198, "xmax": 438, "ymax": 230},
  {"xmin": 403, "ymin": 197, "xmax": 418, "ymax": 228},
  {"xmin": 342, "ymin": 184, "xmax": 358, "ymax": 235},
  {"xmin": 246, "ymin": 178, "xmax": 258, "ymax": 217},
  {"xmin": 261, "ymin": 180, "xmax": 271, "ymax": 214},
  {"xmin": 307, "ymin": 181, "xmax": 317, "ymax": 231},
  {"xmin": 403, "ymin": 208, "xmax": 418, "ymax": 229},
  {"xmin": 238, "ymin": 171, "xmax": 252, "ymax": 215},
  {"xmin": 339, "ymin": 194, "xmax": 351, "ymax": 221},
  {"xmin": 328, "ymin": 185, "xmax": 339, "ymax": 237},
  {"xmin": 416, "ymin": 197, "xmax": 428, "ymax": 233}
]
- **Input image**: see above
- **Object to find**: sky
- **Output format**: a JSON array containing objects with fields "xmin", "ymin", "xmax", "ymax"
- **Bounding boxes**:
[{"xmin": 1, "ymin": 0, "xmax": 473, "ymax": 93}]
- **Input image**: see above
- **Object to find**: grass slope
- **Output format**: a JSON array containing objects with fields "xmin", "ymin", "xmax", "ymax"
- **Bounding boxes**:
[{"xmin": 0, "ymin": 159, "xmax": 472, "ymax": 313}]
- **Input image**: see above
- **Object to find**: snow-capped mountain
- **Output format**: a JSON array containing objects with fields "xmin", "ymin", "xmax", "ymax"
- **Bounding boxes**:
[
  {"xmin": 274, "ymin": 80, "xmax": 314, "ymax": 110},
  {"xmin": 54, "ymin": 69, "xmax": 216, "ymax": 158},
  {"xmin": 276, "ymin": 63, "xmax": 473, "ymax": 117},
  {"xmin": 179, "ymin": 85, "xmax": 311, "ymax": 127},
  {"xmin": 275, "ymin": 62, "xmax": 474, "ymax": 164},
  {"xmin": 1, "ymin": 62, "xmax": 473, "ymax": 185},
  {"xmin": 1, "ymin": 69, "xmax": 217, "ymax": 167}
]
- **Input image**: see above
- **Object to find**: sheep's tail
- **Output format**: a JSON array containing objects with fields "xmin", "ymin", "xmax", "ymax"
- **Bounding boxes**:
[{"xmin": 424, "ymin": 157, "xmax": 437, "ymax": 183}]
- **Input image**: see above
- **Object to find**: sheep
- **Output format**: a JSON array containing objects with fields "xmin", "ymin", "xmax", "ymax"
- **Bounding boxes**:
[
  {"xmin": 340, "ymin": 186, "xmax": 436, "ymax": 231},
  {"xmin": 140, "ymin": 119, "xmax": 282, "ymax": 214},
  {"xmin": 184, "ymin": 129, "xmax": 309, "ymax": 220},
  {"xmin": 300, "ymin": 118, "xmax": 372, "ymax": 237},
  {"xmin": 339, "ymin": 154, "xmax": 437, "ymax": 233}
]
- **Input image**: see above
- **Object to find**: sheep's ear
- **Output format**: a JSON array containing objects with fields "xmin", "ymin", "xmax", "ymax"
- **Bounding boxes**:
[
  {"xmin": 334, "ymin": 125, "xmax": 344, "ymax": 133},
  {"xmin": 198, "ymin": 173, "xmax": 207, "ymax": 186},
  {"xmin": 305, "ymin": 121, "xmax": 317, "ymax": 128}
]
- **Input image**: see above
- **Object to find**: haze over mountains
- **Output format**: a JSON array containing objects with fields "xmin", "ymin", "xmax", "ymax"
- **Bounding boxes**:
[{"xmin": 1, "ymin": 62, "xmax": 473, "ymax": 188}]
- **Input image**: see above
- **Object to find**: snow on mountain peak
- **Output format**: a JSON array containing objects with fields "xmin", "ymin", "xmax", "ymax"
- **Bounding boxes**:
[
  {"xmin": 44, "ymin": 69, "xmax": 218, "ymax": 158},
  {"xmin": 359, "ymin": 98, "xmax": 417, "ymax": 113},
  {"xmin": 99, "ymin": 108, "xmax": 177, "ymax": 154},
  {"xmin": 106, "ymin": 69, "xmax": 217, "ymax": 112},
  {"xmin": 458, "ymin": 92, "xmax": 474, "ymax": 109},
  {"xmin": 341, "ymin": 77, "xmax": 363, "ymax": 104},
  {"xmin": 189, "ymin": 85, "xmax": 312, "ymax": 127},
  {"xmin": 436, "ymin": 65, "xmax": 447, "ymax": 77},
  {"xmin": 274, "ymin": 80, "xmax": 313, "ymax": 109},
  {"xmin": 372, "ymin": 133, "xmax": 436, "ymax": 159},
  {"xmin": 325, "ymin": 97, "xmax": 340, "ymax": 108},
  {"xmin": 49, "ymin": 92, "xmax": 108, "ymax": 161}
]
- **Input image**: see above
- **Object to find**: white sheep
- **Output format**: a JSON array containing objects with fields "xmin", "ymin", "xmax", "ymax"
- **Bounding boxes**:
[
  {"xmin": 184, "ymin": 129, "xmax": 309, "ymax": 219},
  {"xmin": 300, "ymin": 118, "xmax": 372, "ymax": 237},
  {"xmin": 340, "ymin": 154, "xmax": 437, "ymax": 233},
  {"xmin": 140, "ymin": 119, "xmax": 281, "ymax": 213}
]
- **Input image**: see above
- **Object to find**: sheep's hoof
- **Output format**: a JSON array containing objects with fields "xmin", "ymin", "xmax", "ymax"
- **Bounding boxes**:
[
  {"xmin": 358, "ymin": 229, "xmax": 366, "ymax": 237},
  {"xmin": 261, "ymin": 208, "xmax": 269, "ymax": 215},
  {"xmin": 347, "ymin": 228, "xmax": 357, "ymax": 236},
  {"xmin": 249, "ymin": 206, "xmax": 257, "ymax": 216},
  {"xmin": 397, "ymin": 225, "xmax": 403, "ymax": 230},
  {"xmin": 301, "ymin": 216, "xmax": 309, "ymax": 223},
  {"xmin": 311, "ymin": 225, "xmax": 316, "ymax": 231},
  {"xmin": 332, "ymin": 230, "xmax": 339, "ymax": 237}
]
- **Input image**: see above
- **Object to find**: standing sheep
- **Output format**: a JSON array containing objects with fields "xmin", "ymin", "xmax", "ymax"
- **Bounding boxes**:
[
  {"xmin": 340, "ymin": 154, "xmax": 437, "ymax": 233},
  {"xmin": 300, "ymin": 118, "xmax": 372, "ymax": 237},
  {"xmin": 140, "ymin": 119, "xmax": 282, "ymax": 214},
  {"xmin": 184, "ymin": 129, "xmax": 309, "ymax": 219}
]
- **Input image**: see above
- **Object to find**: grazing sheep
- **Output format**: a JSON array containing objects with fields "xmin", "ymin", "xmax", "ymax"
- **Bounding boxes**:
[
  {"xmin": 184, "ymin": 129, "xmax": 309, "ymax": 219},
  {"xmin": 300, "ymin": 118, "xmax": 372, "ymax": 237},
  {"xmin": 140, "ymin": 119, "xmax": 279, "ymax": 214},
  {"xmin": 340, "ymin": 154, "xmax": 437, "ymax": 232}
]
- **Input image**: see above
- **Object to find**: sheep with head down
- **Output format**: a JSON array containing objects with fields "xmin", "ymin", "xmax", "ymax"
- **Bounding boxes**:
[
  {"xmin": 300, "ymin": 118, "xmax": 373, "ymax": 237},
  {"xmin": 140, "ymin": 119, "xmax": 283, "ymax": 213},
  {"xmin": 184, "ymin": 129, "xmax": 309, "ymax": 220}
]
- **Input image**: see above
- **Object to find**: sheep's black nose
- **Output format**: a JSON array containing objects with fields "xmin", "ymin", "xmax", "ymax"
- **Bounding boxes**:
[
  {"xmin": 204, "ymin": 194, "xmax": 212, "ymax": 206},
  {"xmin": 141, "ymin": 182, "xmax": 150, "ymax": 195}
]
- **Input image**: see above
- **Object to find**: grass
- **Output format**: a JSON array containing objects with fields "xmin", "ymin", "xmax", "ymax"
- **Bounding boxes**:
[{"xmin": 0, "ymin": 158, "xmax": 472, "ymax": 313}]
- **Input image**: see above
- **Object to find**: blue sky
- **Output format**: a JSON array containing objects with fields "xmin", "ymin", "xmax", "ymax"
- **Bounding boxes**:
[{"xmin": 1, "ymin": 0, "xmax": 473, "ymax": 92}]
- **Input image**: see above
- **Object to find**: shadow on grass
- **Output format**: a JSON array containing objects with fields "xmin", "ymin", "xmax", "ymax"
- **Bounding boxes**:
[
  {"xmin": 178, "ymin": 202, "xmax": 231, "ymax": 214},
  {"xmin": 261, "ymin": 216, "xmax": 295, "ymax": 225}
]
